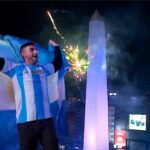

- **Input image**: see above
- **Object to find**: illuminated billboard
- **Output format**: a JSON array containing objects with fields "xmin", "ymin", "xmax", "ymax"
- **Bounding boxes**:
[
  {"xmin": 129, "ymin": 114, "xmax": 146, "ymax": 131},
  {"xmin": 114, "ymin": 130, "xmax": 126, "ymax": 147}
]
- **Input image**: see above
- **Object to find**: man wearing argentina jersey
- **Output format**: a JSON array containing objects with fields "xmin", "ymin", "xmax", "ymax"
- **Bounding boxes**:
[{"xmin": 0, "ymin": 39, "xmax": 62, "ymax": 150}]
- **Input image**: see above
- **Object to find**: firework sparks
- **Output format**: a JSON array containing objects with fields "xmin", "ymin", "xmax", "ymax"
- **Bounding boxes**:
[
  {"xmin": 63, "ymin": 45, "xmax": 88, "ymax": 79},
  {"xmin": 47, "ymin": 11, "xmax": 67, "ymax": 43},
  {"xmin": 47, "ymin": 10, "xmax": 89, "ymax": 79}
]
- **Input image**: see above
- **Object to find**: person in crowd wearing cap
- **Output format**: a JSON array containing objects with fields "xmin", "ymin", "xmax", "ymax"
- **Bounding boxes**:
[{"xmin": 0, "ymin": 39, "xmax": 63, "ymax": 150}]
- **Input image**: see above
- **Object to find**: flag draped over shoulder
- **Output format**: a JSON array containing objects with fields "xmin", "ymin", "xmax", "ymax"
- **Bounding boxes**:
[
  {"xmin": 0, "ymin": 72, "xmax": 15, "ymax": 110},
  {"xmin": 0, "ymin": 34, "xmax": 55, "ymax": 63},
  {"xmin": 0, "ymin": 34, "xmax": 69, "ymax": 149}
]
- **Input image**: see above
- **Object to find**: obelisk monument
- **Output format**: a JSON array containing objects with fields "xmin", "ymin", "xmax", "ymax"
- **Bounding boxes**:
[{"xmin": 84, "ymin": 10, "xmax": 109, "ymax": 150}]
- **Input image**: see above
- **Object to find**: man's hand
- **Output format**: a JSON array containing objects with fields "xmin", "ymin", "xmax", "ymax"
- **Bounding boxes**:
[{"xmin": 49, "ymin": 39, "xmax": 58, "ymax": 47}]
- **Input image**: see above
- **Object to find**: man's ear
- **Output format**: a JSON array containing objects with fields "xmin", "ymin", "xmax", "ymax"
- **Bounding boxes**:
[{"xmin": 21, "ymin": 50, "xmax": 25, "ymax": 58}]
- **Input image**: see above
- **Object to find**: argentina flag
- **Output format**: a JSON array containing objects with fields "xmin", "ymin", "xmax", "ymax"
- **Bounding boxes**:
[{"xmin": 0, "ymin": 34, "xmax": 69, "ymax": 150}]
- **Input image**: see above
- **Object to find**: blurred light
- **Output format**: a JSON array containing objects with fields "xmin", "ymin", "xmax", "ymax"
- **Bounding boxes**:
[
  {"xmin": 115, "ymin": 123, "xmax": 125, "ymax": 130},
  {"xmin": 109, "ymin": 92, "xmax": 117, "ymax": 96},
  {"xmin": 114, "ymin": 144, "xmax": 117, "ymax": 148},
  {"xmin": 88, "ymin": 128, "xmax": 97, "ymax": 149},
  {"xmin": 59, "ymin": 144, "xmax": 65, "ymax": 150}
]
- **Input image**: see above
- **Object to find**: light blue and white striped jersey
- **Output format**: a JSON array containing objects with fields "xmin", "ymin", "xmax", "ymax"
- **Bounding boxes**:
[{"xmin": 2, "ymin": 59, "xmax": 55, "ymax": 123}]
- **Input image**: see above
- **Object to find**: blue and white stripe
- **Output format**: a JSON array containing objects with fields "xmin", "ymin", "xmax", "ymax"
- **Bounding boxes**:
[{"xmin": 2, "ymin": 59, "xmax": 54, "ymax": 123}]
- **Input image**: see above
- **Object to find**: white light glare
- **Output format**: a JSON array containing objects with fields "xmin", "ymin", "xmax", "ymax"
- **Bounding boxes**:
[{"xmin": 109, "ymin": 92, "xmax": 117, "ymax": 96}]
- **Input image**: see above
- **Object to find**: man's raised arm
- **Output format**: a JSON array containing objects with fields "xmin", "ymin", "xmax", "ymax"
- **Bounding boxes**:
[
  {"xmin": 0, "ymin": 58, "xmax": 5, "ymax": 71},
  {"xmin": 49, "ymin": 40, "xmax": 63, "ymax": 72}
]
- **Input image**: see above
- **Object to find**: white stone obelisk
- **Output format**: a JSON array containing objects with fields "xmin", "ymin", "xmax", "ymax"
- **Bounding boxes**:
[{"xmin": 84, "ymin": 10, "xmax": 109, "ymax": 150}]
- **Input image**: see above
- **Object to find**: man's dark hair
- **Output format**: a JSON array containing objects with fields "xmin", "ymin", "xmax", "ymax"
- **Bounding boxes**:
[{"xmin": 20, "ymin": 41, "xmax": 35, "ymax": 52}]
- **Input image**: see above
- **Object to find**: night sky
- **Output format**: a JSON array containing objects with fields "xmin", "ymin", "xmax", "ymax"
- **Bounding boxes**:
[{"xmin": 0, "ymin": 1, "xmax": 150, "ymax": 95}]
